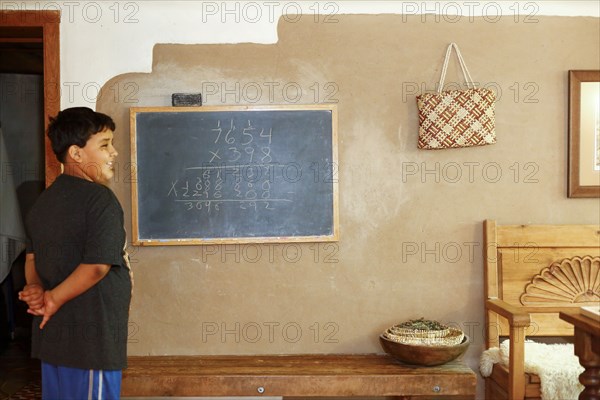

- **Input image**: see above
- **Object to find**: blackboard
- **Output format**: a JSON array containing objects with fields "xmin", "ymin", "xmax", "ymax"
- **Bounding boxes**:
[{"xmin": 130, "ymin": 105, "xmax": 338, "ymax": 245}]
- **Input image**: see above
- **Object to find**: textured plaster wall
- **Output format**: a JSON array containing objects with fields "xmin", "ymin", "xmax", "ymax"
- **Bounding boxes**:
[{"xmin": 97, "ymin": 14, "xmax": 600, "ymax": 391}]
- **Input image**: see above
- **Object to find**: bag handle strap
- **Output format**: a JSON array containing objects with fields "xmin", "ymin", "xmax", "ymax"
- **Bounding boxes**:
[{"xmin": 437, "ymin": 43, "xmax": 475, "ymax": 92}]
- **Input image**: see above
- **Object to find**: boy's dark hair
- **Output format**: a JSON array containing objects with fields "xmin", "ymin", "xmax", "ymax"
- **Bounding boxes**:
[{"xmin": 48, "ymin": 107, "xmax": 116, "ymax": 163}]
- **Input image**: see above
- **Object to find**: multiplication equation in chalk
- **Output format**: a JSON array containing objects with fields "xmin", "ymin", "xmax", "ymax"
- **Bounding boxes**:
[
  {"xmin": 167, "ymin": 163, "xmax": 296, "ymax": 213},
  {"xmin": 166, "ymin": 118, "xmax": 335, "ymax": 213}
]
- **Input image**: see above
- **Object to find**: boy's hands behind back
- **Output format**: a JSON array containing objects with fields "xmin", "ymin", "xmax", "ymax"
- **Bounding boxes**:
[
  {"xmin": 18, "ymin": 283, "xmax": 45, "ymax": 313},
  {"xmin": 18, "ymin": 284, "xmax": 60, "ymax": 329},
  {"xmin": 37, "ymin": 290, "xmax": 60, "ymax": 329},
  {"xmin": 19, "ymin": 263, "xmax": 111, "ymax": 329}
]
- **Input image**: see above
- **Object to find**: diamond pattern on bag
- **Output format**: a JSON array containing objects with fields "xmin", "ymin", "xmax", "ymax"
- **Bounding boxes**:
[{"xmin": 417, "ymin": 88, "xmax": 496, "ymax": 149}]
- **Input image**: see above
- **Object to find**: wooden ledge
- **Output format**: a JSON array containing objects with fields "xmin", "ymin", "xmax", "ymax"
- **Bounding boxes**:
[{"xmin": 122, "ymin": 354, "xmax": 476, "ymax": 398}]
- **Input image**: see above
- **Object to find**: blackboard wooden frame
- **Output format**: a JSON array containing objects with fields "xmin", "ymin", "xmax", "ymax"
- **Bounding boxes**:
[{"xmin": 130, "ymin": 105, "xmax": 338, "ymax": 245}]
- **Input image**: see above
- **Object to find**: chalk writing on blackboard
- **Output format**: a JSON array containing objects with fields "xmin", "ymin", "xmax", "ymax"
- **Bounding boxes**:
[{"xmin": 130, "ymin": 105, "xmax": 338, "ymax": 245}]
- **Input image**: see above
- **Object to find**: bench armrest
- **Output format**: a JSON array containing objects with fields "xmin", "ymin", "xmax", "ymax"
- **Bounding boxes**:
[
  {"xmin": 485, "ymin": 298, "xmax": 530, "ymax": 400},
  {"xmin": 486, "ymin": 298, "xmax": 531, "ymax": 327}
]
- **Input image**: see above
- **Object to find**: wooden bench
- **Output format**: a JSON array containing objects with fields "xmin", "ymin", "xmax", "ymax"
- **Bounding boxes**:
[
  {"xmin": 483, "ymin": 220, "xmax": 600, "ymax": 399},
  {"xmin": 122, "ymin": 354, "xmax": 476, "ymax": 398}
]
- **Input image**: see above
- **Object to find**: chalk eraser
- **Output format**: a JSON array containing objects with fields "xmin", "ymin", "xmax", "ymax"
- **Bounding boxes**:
[{"xmin": 172, "ymin": 93, "xmax": 202, "ymax": 107}]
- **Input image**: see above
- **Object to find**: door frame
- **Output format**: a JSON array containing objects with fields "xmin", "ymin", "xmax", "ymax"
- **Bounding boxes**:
[{"xmin": 1, "ymin": 10, "xmax": 61, "ymax": 185}]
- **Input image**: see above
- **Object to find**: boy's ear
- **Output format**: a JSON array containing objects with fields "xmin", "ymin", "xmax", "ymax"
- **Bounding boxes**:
[{"xmin": 67, "ymin": 145, "xmax": 83, "ymax": 162}]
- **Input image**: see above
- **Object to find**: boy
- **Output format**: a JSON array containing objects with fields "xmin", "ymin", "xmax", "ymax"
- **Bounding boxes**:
[{"xmin": 18, "ymin": 107, "xmax": 132, "ymax": 399}]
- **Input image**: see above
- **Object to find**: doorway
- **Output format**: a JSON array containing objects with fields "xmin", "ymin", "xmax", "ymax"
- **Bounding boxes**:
[
  {"xmin": 0, "ymin": 10, "xmax": 60, "ymax": 398},
  {"xmin": 1, "ymin": 10, "xmax": 61, "ymax": 183}
]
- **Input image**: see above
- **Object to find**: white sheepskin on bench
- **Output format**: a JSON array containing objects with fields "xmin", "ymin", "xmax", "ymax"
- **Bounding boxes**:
[{"xmin": 480, "ymin": 340, "xmax": 584, "ymax": 400}]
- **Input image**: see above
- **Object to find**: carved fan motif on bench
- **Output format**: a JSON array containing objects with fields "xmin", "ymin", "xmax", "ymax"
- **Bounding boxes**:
[{"xmin": 520, "ymin": 255, "xmax": 600, "ymax": 306}]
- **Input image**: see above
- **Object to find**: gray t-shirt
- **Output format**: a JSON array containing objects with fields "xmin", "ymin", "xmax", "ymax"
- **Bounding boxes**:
[{"xmin": 26, "ymin": 174, "xmax": 132, "ymax": 370}]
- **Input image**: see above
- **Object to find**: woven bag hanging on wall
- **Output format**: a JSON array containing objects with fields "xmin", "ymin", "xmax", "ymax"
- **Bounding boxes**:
[{"xmin": 416, "ymin": 43, "xmax": 496, "ymax": 150}]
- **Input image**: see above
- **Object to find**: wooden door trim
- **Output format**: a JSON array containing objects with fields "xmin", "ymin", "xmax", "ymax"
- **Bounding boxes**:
[{"xmin": 1, "ymin": 10, "xmax": 61, "ymax": 185}]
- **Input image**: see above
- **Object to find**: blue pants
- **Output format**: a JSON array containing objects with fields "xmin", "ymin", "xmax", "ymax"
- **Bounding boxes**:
[{"xmin": 42, "ymin": 362, "xmax": 122, "ymax": 400}]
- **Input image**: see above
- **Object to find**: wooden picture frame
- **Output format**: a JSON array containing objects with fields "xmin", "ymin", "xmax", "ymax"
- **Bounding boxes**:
[{"xmin": 568, "ymin": 70, "xmax": 600, "ymax": 197}]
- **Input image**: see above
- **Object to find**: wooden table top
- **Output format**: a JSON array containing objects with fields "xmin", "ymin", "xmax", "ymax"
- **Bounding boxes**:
[{"xmin": 560, "ymin": 310, "xmax": 600, "ymax": 337}]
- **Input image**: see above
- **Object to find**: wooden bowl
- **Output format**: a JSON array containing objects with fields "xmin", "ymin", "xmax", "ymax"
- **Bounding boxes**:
[{"xmin": 379, "ymin": 334, "xmax": 470, "ymax": 366}]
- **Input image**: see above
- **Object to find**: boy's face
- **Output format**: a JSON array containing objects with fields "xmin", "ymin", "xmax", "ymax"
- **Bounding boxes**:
[{"xmin": 75, "ymin": 129, "xmax": 118, "ymax": 184}]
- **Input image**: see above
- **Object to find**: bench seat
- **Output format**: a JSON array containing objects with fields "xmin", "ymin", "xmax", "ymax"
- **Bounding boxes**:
[{"xmin": 122, "ymin": 354, "xmax": 476, "ymax": 398}]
